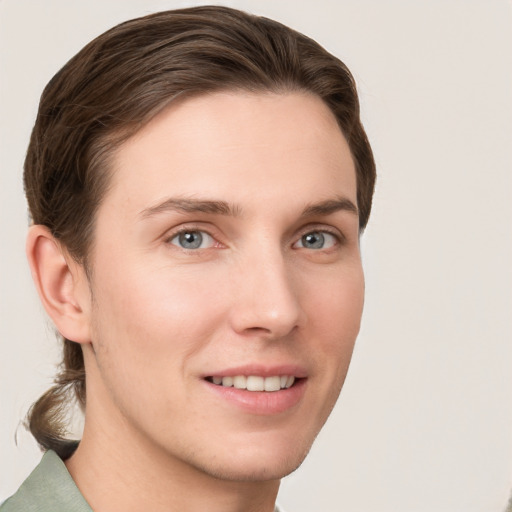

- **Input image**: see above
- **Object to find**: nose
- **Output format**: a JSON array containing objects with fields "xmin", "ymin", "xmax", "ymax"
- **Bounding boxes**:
[{"xmin": 228, "ymin": 250, "xmax": 305, "ymax": 339}]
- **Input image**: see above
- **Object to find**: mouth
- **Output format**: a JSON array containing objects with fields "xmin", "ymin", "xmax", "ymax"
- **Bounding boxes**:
[
  {"xmin": 205, "ymin": 375, "xmax": 297, "ymax": 392},
  {"xmin": 202, "ymin": 365, "xmax": 308, "ymax": 414}
]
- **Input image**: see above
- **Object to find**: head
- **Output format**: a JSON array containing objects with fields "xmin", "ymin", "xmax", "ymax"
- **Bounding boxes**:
[{"xmin": 24, "ymin": 6, "xmax": 375, "ymax": 479}]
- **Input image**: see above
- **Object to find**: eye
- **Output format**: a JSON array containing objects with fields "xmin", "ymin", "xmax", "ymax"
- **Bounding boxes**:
[
  {"xmin": 294, "ymin": 231, "xmax": 338, "ymax": 250},
  {"xmin": 169, "ymin": 230, "xmax": 215, "ymax": 250}
]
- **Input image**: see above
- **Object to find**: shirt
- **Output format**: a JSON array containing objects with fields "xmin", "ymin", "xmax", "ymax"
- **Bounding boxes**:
[
  {"xmin": 1, "ymin": 450, "xmax": 284, "ymax": 511},
  {"xmin": 0, "ymin": 451, "xmax": 91, "ymax": 512}
]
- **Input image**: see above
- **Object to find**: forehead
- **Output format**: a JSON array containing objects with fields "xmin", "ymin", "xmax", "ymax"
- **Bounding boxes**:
[{"xmin": 103, "ymin": 91, "xmax": 356, "ymax": 219}]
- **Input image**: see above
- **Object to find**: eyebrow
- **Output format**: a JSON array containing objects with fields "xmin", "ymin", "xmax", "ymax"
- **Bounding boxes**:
[
  {"xmin": 301, "ymin": 197, "xmax": 358, "ymax": 218},
  {"xmin": 139, "ymin": 197, "xmax": 242, "ymax": 218},
  {"xmin": 139, "ymin": 196, "xmax": 358, "ymax": 219}
]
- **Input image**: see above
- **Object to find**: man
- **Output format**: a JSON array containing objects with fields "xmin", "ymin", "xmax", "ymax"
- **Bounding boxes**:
[{"xmin": 1, "ymin": 6, "xmax": 375, "ymax": 512}]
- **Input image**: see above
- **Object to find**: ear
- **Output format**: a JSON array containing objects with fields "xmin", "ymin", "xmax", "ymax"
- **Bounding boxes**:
[{"xmin": 26, "ymin": 225, "xmax": 92, "ymax": 344}]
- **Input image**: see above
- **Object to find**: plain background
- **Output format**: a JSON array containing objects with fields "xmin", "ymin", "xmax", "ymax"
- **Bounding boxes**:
[{"xmin": 1, "ymin": 1, "xmax": 511, "ymax": 511}]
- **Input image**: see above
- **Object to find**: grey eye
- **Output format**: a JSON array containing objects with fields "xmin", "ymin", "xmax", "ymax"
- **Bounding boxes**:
[
  {"xmin": 295, "ymin": 231, "xmax": 337, "ymax": 250},
  {"xmin": 170, "ymin": 230, "xmax": 214, "ymax": 250},
  {"xmin": 302, "ymin": 232, "xmax": 325, "ymax": 249}
]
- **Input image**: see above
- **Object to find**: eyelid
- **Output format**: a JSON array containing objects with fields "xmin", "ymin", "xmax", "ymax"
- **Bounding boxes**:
[
  {"xmin": 170, "ymin": 230, "xmax": 215, "ymax": 249},
  {"xmin": 292, "ymin": 232, "xmax": 338, "ymax": 251},
  {"xmin": 294, "ymin": 224, "xmax": 345, "ymax": 245},
  {"xmin": 163, "ymin": 223, "xmax": 223, "ymax": 249},
  {"xmin": 161, "ymin": 222, "xmax": 345, "ymax": 251}
]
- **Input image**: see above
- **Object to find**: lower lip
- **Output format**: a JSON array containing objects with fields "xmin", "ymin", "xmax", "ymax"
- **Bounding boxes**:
[{"xmin": 204, "ymin": 379, "xmax": 307, "ymax": 415}]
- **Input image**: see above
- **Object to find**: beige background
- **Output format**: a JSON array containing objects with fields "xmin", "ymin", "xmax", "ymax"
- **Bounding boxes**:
[{"xmin": 1, "ymin": 1, "xmax": 511, "ymax": 510}]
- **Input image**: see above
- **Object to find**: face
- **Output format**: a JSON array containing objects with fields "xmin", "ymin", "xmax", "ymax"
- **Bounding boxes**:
[{"xmin": 83, "ymin": 91, "xmax": 364, "ymax": 482}]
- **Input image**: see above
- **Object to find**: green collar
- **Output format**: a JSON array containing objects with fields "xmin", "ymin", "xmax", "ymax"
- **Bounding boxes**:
[{"xmin": 1, "ymin": 450, "xmax": 92, "ymax": 512}]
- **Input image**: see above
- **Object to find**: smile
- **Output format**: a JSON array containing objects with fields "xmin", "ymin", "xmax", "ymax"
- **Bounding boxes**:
[{"xmin": 206, "ymin": 375, "xmax": 295, "ymax": 392}]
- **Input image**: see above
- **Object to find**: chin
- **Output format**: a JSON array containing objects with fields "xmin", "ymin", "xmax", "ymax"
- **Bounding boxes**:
[
  {"xmin": 188, "ymin": 432, "xmax": 316, "ymax": 483},
  {"xmin": 202, "ymin": 451, "xmax": 310, "ymax": 483}
]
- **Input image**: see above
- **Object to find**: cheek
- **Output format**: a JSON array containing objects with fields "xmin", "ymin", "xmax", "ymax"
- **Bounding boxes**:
[
  {"xmin": 309, "ymin": 264, "xmax": 364, "ymax": 340},
  {"xmin": 89, "ymin": 262, "xmax": 228, "ymax": 378},
  {"xmin": 305, "ymin": 264, "xmax": 364, "ymax": 384},
  {"xmin": 287, "ymin": 265, "xmax": 364, "ymax": 440},
  {"xmin": 87, "ymin": 265, "xmax": 229, "ymax": 427}
]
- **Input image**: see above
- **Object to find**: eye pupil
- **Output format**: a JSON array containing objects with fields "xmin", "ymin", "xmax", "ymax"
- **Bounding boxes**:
[
  {"xmin": 179, "ymin": 231, "xmax": 203, "ymax": 249},
  {"xmin": 302, "ymin": 232, "xmax": 325, "ymax": 249}
]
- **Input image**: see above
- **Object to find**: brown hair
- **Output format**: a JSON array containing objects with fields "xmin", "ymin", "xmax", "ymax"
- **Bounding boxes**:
[{"xmin": 24, "ymin": 5, "xmax": 376, "ymax": 457}]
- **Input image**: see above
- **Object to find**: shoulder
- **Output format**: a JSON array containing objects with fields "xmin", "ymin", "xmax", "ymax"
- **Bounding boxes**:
[{"xmin": 0, "ymin": 450, "xmax": 91, "ymax": 512}]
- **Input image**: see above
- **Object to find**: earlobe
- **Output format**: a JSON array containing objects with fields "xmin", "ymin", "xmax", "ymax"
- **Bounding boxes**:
[{"xmin": 26, "ymin": 225, "xmax": 92, "ymax": 344}]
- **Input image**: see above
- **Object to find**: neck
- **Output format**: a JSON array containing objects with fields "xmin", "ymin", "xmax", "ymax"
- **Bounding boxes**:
[{"xmin": 65, "ymin": 406, "xmax": 280, "ymax": 512}]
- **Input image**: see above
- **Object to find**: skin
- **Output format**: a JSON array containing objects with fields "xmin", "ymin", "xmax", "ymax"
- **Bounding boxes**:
[{"xmin": 27, "ymin": 91, "xmax": 364, "ymax": 512}]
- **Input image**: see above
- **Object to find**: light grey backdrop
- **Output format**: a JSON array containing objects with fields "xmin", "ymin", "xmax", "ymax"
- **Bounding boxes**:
[{"xmin": 1, "ymin": 1, "xmax": 511, "ymax": 511}]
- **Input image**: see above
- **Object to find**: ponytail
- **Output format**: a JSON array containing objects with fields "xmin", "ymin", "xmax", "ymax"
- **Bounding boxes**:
[{"xmin": 25, "ymin": 338, "xmax": 85, "ymax": 459}]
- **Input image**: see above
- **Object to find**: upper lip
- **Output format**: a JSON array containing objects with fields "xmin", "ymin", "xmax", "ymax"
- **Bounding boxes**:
[{"xmin": 203, "ymin": 364, "xmax": 308, "ymax": 379}]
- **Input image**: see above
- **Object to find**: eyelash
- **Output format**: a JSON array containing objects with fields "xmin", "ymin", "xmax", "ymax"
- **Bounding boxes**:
[
  {"xmin": 165, "ymin": 225, "xmax": 220, "ymax": 251},
  {"xmin": 293, "ymin": 228, "xmax": 343, "ymax": 250},
  {"xmin": 164, "ymin": 225, "xmax": 344, "ymax": 251}
]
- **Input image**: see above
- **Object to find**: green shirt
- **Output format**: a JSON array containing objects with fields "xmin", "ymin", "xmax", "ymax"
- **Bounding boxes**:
[
  {"xmin": 0, "ymin": 451, "xmax": 92, "ymax": 512},
  {"xmin": 1, "ymin": 451, "xmax": 284, "ymax": 512}
]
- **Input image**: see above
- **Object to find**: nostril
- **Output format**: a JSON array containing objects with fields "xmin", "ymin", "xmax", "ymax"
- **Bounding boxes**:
[{"xmin": 244, "ymin": 326, "xmax": 272, "ymax": 335}]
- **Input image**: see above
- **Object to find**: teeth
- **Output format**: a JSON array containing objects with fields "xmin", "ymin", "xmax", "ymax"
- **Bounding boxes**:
[
  {"xmin": 210, "ymin": 375, "xmax": 296, "ymax": 392},
  {"xmin": 233, "ymin": 375, "xmax": 247, "ymax": 389},
  {"xmin": 222, "ymin": 376, "xmax": 233, "ymax": 387},
  {"xmin": 247, "ymin": 376, "xmax": 264, "ymax": 391},
  {"xmin": 264, "ymin": 376, "xmax": 281, "ymax": 392}
]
